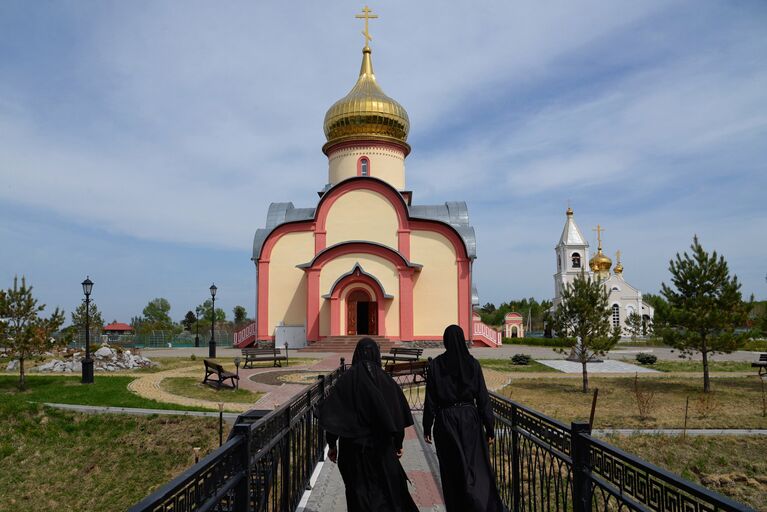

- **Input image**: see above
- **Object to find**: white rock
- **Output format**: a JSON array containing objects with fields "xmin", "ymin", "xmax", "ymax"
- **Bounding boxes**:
[{"xmin": 94, "ymin": 347, "xmax": 114, "ymax": 359}]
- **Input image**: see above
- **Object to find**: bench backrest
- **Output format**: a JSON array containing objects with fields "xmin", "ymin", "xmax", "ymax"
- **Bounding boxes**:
[
  {"xmin": 760, "ymin": 353, "xmax": 767, "ymax": 362},
  {"xmin": 204, "ymin": 359, "xmax": 225, "ymax": 372},
  {"xmin": 385, "ymin": 360, "xmax": 428, "ymax": 376},
  {"xmin": 389, "ymin": 347, "xmax": 423, "ymax": 356},
  {"xmin": 242, "ymin": 348, "xmax": 281, "ymax": 355}
]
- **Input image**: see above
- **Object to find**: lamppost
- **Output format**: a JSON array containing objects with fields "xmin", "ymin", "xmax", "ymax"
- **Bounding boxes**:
[
  {"xmin": 81, "ymin": 277, "xmax": 94, "ymax": 384},
  {"xmin": 194, "ymin": 306, "xmax": 200, "ymax": 348},
  {"xmin": 209, "ymin": 283, "xmax": 217, "ymax": 358}
]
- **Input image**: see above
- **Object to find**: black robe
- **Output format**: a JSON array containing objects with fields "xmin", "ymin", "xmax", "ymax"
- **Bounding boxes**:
[
  {"xmin": 318, "ymin": 338, "xmax": 418, "ymax": 512},
  {"xmin": 423, "ymin": 325, "xmax": 506, "ymax": 512}
]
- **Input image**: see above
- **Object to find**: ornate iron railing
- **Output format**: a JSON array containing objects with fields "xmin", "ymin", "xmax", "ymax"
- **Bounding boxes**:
[
  {"xmin": 488, "ymin": 392, "xmax": 753, "ymax": 512},
  {"xmin": 130, "ymin": 360, "xmax": 753, "ymax": 512}
]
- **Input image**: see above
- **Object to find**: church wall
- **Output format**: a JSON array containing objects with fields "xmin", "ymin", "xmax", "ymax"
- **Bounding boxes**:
[
  {"xmin": 324, "ymin": 189, "xmax": 399, "ymax": 249},
  {"xmin": 410, "ymin": 230, "xmax": 458, "ymax": 336},
  {"xmin": 266, "ymin": 231, "xmax": 314, "ymax": 335},
  {"xmin": 318, "ymin": 253, "xmax": 400, "ymax": 337},
  {"xmin": 328, "ymin": 144, "xmax": 406, "ymax": 190}
]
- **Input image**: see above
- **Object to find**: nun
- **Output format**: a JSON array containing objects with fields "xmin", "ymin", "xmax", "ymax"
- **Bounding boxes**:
[
  {"xmin": 318, "ymin": 338, "xmax": 419, "ymax": 512},
  {"xmin": 423, "ymin": 325, "xmax": 505, "ymax": 512}
]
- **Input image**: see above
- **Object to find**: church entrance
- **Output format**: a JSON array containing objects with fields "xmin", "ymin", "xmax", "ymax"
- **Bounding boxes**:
[{"xmin": 346, "ymin": 289, "xmax": 378, "ymax": 335}]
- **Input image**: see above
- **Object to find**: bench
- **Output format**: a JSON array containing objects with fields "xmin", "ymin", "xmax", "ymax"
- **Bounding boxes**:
[
  {"xmin": 241, "ymin": 347, "xmax": 288, "ymax": 368},
  {"xmin": 381, "ymin": 347, "xmax": 423, "ymax": 364},
  {"xmin": 753, "ymin": 353, "xmax": 767, "ymax": 377},
  {"xmin": 203, "ymin": 359, "xmax": 239, "ymax": 389},
  {"xmin": 384, "ymin": 360, "xmax": 429, "ymax": 385}
]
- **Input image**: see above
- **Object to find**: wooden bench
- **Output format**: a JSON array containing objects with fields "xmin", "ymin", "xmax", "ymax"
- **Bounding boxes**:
[
  {"xmin": 203, "ymin": 359, "xmax": 239, "ymax": 389},
  {"xmin": 752, "ymin": 353, "xmax": 767, "ymax": 377},
  {"xmin": 384, "ymin": 359, "xmax": 429, "ymax": 385},
  {"xmin": 241, "ymin": 347, "xmax": 288, "ymax": 368},
  {"xmin": 381, "ymin": 347, "xmax": 423, "ymax": 363}
]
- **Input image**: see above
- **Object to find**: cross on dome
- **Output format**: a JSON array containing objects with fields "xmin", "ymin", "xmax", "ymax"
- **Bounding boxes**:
[{"xmin": 356, "ymin": 6, "xmax": 378, "ymax": 48}]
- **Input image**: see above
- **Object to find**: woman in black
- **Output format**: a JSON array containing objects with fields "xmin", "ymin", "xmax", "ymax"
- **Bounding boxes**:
[
  {"xmin": 317, "ymin": 338, "xmax": 419, "ymax": 512},
  {"xmin": 423, "ymin": 325, "xmax": 505, "ymax": 512}
]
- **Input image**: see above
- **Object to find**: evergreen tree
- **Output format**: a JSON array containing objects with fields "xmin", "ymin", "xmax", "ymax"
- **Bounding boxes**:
[
  {"xmin": 551, "ymin": 270, "xmax": 620, "ymax": 392},
  {"xmin": 624, "ymin": 312, "xmax": 643, "ymax": 342},
  {"xmin": 233, "ymin": 305, "xmax": 248, "ymax": 326},
  {"xmin": 655, "ymin": 236, "xmax": 751, "ymax": 392},
  {"xmin": 181, "ymin": 310, "xmax": 196, "ymax": 332},
  {"xmin": 71, "ymin": 299, "xmax": 104, "ymax": 340},
  {"xmin": 0, "ymin": 277, "xmax": 65, "ymax": 390}
]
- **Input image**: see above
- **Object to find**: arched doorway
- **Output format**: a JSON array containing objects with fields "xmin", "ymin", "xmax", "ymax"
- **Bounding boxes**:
[
  {"xmin": 346, "ymin": 289, "xmax": 378, "ymax": 335},
  {"xmin": 511, "ymin": 325, "xmax": 518, "ymax": 338}
]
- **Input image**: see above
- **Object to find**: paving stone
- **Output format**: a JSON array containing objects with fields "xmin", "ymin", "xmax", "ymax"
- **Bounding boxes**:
[{"xmin": 536, "ymin": 359, "xmax": 660, "ymax": 374}]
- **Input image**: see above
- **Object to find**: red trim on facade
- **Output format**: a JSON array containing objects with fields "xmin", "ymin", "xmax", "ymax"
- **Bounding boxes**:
[
  {"xmin": 398, "ymin": 269, "xmax": 415, "ymax": 341},
  {"xmin": 331, "ymin": 277, "xmax": 388, "ymax": 337},
  {"xmin": 306, "ymin": 242, "xmax": 414, "ymax": 272},
  {"xmin": 306, "ymin": 269, "xmax": 321, "ymax": 342},
  {"xmin": 257, "ymin": 261, "xmax": 270, "ymax": 339},
  {"xmin": 356, "ymin": 156, "xmax": 371, "ymax": 177},
  {"xmin": 397, "ymin": 229, "xmax": 411, "ymax": 260}
]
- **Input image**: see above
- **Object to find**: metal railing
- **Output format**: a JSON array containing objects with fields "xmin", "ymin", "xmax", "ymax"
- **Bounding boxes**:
[
  {"xmin": 130, "ymin": 360, "xmax": 753, "ymax": 512},
  {"xmin": 488, "ymin": 393, "xmax": 753, "ymax": 512}
]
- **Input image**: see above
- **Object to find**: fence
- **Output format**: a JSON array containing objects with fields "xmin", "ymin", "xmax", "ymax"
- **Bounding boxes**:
[
  {"xmin": 130, "ymin": 360, "xmax": 753, "ymax": 512},
  {"xmin": 65, "ymin": 330, "xmax": 236, "ymax": 349}
]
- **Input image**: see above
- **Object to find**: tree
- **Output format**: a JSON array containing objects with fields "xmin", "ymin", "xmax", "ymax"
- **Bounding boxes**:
[
  {"xmin": 142, "ymin": 298, "xmax": 174, "ymax": 330},
  {"xmin": 655, "ymin": 236, "xmax": 751, "ymax": 393},
  {"xmin": 551, "ymin": 270, "xmax": 620, "ymax": 392},
  {"xmin": 181, "ymin": 310, "xmax": 196, "ymax": 332},
  {"xmin": 71, "ymin": 300, "xmax": 104, "ymax": 340},
  {"xmin": 624, "ymin": 312, "xmax": 643, "ymax": 342},
  {"xmin": 195, "ymin": 299, "xmax": 226, "ymax": 333},
  {"xmin": 0, "ymin": 277, "xmax": 65, "ymax": 390},
  {"xmin": 233, "ymin": 305, "xmax": 248, "ymax": 326}
]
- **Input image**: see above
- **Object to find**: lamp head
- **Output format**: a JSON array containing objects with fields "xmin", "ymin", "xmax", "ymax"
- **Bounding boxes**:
[
  {"xmin": 209, "ymin": 283, "xmax": 217, "ymax": 298},
  {"xmin": 81, "ymin": 277, "xmax": 94, "ymax": 297}
]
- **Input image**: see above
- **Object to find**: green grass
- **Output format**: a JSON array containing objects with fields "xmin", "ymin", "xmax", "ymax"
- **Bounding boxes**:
[
  {"xmin": 161, "ymin": 377, "xmax": 263, "ymax": 404},
  {"xmin": 606, "ymin": 435, "xmax": 766, "ymax": 510},
  {"xmin": 623, "ymin": 359, "xmax": 756, "ymax": 373},
  {"xmin": 134, "ymin": 357, "xmax": 319, "ymax": 373},
  {"xmin": 0, "ymin": 375, "xmax": 212, "ymax": 411},
  {"xmin": 478, "ymin": 358, "xmax": 560, "ymax": 373},
  {"xmin": 0, "ymin": 399, "xmax": 219, "ymax": 512},
  {"xmin": 743, "ymin": 339, "xmax": 767, "ymax": 351}
]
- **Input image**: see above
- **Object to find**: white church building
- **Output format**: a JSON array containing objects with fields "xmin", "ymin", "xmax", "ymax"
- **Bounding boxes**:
[{"xmin": 552, "ymin": 207, "xmax": 654, "ymax": 334}]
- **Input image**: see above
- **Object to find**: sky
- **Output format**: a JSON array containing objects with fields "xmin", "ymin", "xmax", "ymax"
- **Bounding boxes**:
[{"xmin": 1, "ymin": 1, "xmax": 766, "ymax": 324}]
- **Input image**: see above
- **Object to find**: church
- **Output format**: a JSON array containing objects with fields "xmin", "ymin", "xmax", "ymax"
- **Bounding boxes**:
[
  {"xmin": 552, "ymin": 207, "xmax": 654, "ymax": 334},
  {"xmin": 250, "ymin": 12, "xmax": 500, "ymax": 347}
]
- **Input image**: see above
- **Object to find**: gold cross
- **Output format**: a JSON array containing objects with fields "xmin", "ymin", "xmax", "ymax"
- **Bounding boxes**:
[
  {"xmin": 592, "ymin": 224, "xmax": 605, "ymax": 249},
  {"xmin": 356, "ymin": 6, "xmax": 378, "ymax": 47},
  {"xmin": 616, "ymin": 249, "xmax": 621, "ymax": 263}
]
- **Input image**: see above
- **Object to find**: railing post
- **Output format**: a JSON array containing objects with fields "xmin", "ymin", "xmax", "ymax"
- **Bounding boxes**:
[
  {"xmin": 317, "ymin": 374, "xmax": 326, "ymax": 461},
  {"xmin": 305, "ymin": 386, "xmax": 313, "ymax": 489},
  {"xmin": 571, "ymin": 421, "xmax": 592, "ymax": 512},
  {"xmin": 511, "ymin": 404, "xmax": 521, "ymax": 512},
  {"xmin": 340, "ymin": 357, "xmax": 345, "ymax": 371},
  {"xmin": 232, "ymin": 423, "xmax": 252, "ymax": 512}
]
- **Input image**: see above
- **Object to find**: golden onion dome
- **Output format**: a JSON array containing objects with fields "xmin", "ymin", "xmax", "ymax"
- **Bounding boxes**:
[
  {"xmin": 614, "ymin": 250, "xmax": 623, "ymax": 274},
  {"xmin": 589, "ymin": 249, "xmax": 612, "ymax": 273},
  {"xmin": 323, "ymin": 45, "xmax": 410, "ymax": 154}
]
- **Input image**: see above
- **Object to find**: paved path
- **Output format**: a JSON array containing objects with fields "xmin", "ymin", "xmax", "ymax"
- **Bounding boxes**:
[{"xmin": 537, "ymin": 359, "xmax": 660, "ymax": 373}]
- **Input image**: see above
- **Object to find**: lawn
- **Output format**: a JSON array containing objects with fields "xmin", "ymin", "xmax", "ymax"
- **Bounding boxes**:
[
  {"xmin": 135, "ymin": 356, "xmax": 319, "ymax": 373},
  {"xmin": 0, "ymin": 375, "xmax": 210, "ymax": 411},
  {"xmin": 498, "ymin": 375, "xmax": 767, "ymax": 429},
  {"xmin": 161, "ymin": 377, "xmax": 263, "ymax": 404},
  {"xmin": 0, "ymin": 399, "xmax": 219, "ymax": 512},
  {"xmin": 606, "ymin": 435, "xmax": 767, "ymax": 510},
  {"xmin": 622, "ymin": 359, "xmax": 756, "ymax": 373},
  {"xmin": 478, "ymin": 358, "xmax": 559, "ymax": 373}
]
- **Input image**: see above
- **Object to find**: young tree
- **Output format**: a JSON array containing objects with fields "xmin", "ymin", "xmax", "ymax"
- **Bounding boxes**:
[
  {"xmin": 655, "ymin": 236, "xmax": 751, "ymax": 393},
  {"xmin": 233, "ymin": 305, "xmax": 248, "ymax": 326},
  {"xmin": 195, "ymin": 300, "xmax": 226, "ymax": 333},
  {"xmin": 71, "ymin": 300, "xmax": 105, "ymax": 341},
  {"xmin": 551, "ymin": 270, "xmax": 620, "ymax": 392},
  {"xmin": 0, "ymin": 277, "xmax": 65, "ymax": 390},
  {"xmin": 624, "ymin": 312, "xmax": 643, "ymax": 342},
  {"xmin": 181, "ymin": 310, "xmax": 196, "ymax": 332}
]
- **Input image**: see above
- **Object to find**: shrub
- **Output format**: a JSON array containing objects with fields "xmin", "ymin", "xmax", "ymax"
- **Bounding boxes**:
[
  {"xmin": 635, "ymin": 353, "xmax": 657, "ymax": 365},
  {"xmin": 511, "ymin": 354, "xmax": 531, "ymax": 365},
  {"xmin": 503, "ymin": 337, "xmax": 572, "ymax": 348},
  {"xmin": 190, "ymin": 354, "xmax": 197, "ymax": 361},
  {"xmin": 632, "ymin": 373, "xmax": 656, "ymax": 420}
]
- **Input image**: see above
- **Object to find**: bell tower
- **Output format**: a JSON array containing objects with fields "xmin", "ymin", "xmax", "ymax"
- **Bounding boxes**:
[{"xmin": 553, "ymin": 207, "xmax": 590, "ymax": 307}]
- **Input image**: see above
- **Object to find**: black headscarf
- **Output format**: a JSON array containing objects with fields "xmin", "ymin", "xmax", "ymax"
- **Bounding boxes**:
[
  {"xmin": 318, "ymin": 338, "xmax": 413, "ymax": 439},
  {"xmin": 442, "ymin": 324, "xmax": 475, "ymax": 388}
]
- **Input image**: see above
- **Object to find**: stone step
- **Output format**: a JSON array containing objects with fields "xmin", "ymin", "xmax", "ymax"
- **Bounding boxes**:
[{"xmin": 300, "ymin": 336, "xmax": 398, "ymax": 352}]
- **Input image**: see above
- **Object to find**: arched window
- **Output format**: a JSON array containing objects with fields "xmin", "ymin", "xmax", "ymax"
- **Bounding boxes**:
[
  {"xmin": 612, "ymin": 304, "xmax": 620, "ymax": 327},
  {"xmin": 359, "ymin": 157, "xmax": 369, "ymax": 176},
  {"xmin": 571, "ymin": 252, "xmax": 581, "ymax": 268}
]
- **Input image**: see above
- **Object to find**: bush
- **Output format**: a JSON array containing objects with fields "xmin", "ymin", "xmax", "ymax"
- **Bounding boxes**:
[
  {"xmin": 511, "ymin": 354, "xmax": 531, "ymax": 365},
  {"xmin": 190, "ymin": 354, "xmax": 197, "ymax": 361},
  {"xmin": 635, "ymin": 353, "xmax": 657, "ymax": 365},
  {"xmin": 503, "ymin": 337, "xmax": 572, "ymax": 348}
]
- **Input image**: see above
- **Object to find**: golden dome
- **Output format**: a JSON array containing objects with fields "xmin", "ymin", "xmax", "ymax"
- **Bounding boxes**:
[
  {"xmin": 589, "ymin": 250, "xmax": 612, "ymax": 272},
  {"xmin": 323, "ymin": 45, "xmax": 410, "ymax": 154},
  {"xmin": 614, "ymin": 250, "xmax": 623, "ymax": 274}
]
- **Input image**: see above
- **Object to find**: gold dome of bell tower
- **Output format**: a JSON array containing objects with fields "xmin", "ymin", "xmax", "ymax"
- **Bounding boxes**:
[
  {"xmin": 589, "ymin": 224, "xmax": 612, "ymax": 279},
  {"xmin": 322, "ymin": 6, "xmax": 410, "ymax": 156}
]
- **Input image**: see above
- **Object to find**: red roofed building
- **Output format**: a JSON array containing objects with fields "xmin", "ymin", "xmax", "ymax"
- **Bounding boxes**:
[{"xmin": 103, "ymin": 322, "xmax": 134, "ymax": 335}]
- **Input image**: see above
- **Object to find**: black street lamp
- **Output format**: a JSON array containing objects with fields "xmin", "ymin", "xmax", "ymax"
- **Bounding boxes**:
[
  {"xmin": 209, "ymin": 283, "xmax": 217, "ymax": 358},
  {"xmin": 194, "ymin": 306, "xmax": 201, "ymax": 348},
  {"xmin": 81, "ymin": 277, "xmax": 94, "ymax": 384}
]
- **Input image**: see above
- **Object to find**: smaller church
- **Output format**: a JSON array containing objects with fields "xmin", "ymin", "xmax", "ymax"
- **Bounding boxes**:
[{"xmin": 552, "ymin": 207, "xmax": 654, "ymax": 334}]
